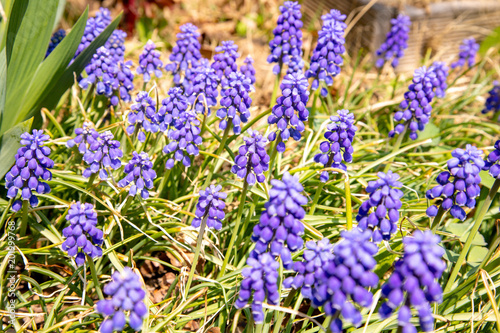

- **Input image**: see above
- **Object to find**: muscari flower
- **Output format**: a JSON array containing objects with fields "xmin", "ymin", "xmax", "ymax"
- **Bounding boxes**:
[
  {"xmin": 481, "ymin": 81, "xmax": 500, "ymax": 119},
  {"xmin": 105, "ymin": 29, "xmax": 127, "ymax": 62},
  {"xmin": 426, "ymin": 145, "xmax": 484, "ymax": 221},
  {"xmin": 211, "ymin": 40, "xmax": 240, "ymax": 81},
  {"xmin": 430, "ymin": 61, "xmax": 449, "ymax": 98},
  {"xmin": 67, "ymin": 122, "xmax": 99, "ymax": 154},
  {"xmin": 5, "ymin": 130, "xmax": 53, "ymax": 212},
  {"xmin": 96, "ymin": 267, "xmax": 148, "ymax": 333},
  {"xmin": 241, "ymin": 56, "xmax": 256, "ymax": 85},
  {"xmin": 114, "ymin": 60, "xmax": 135, "ymax": 104},
  {"xmin": 159, "ymin": 87, "xmax": 189, "ymax": 132},
  {"xmin": 314, "ymin": 109, "xmax": 357, "ymax": 182},
  {"xmin": 163, "ymin": 110, "xmax": 202, "ymax": 169},
  {"xmin": 285, "ymin": 54, "xmax": 305, "ymax": 75},
  {"xmin": 83, "ymin": 130, "xmax": 123, "ymax": 179},
  {"xmin": 46, "ymin": 29, "xmax": 66, "ymax": 57},
  {"xmin": 321, "ymin": 9, "xmax": 347, "ymax": 28},
  {"xmin": 250, "ymin": 172, "xmax": 306, "ymax": 269},
  {"xmin": 268, "ymin": 72, "xmax": 309, "ymax": 153},
  {"xmin": 118, "ymin": 152, "xmax": 157, "ymax": 199},
  {"xmin": 95, "ymin": 7, "xmax": 112, "ymax": 26},
  {"xmin": 74, "ymin": 7, "xmax": 111, "ymax": 59},
  {"xmin": 375, "ymin": 14, "xmax": 411, "ymax": 69},
  {"xmin": 235, "ymin": 252, "xmax": 280, "ymax": 323},
  {"xmin": 451, "ymin": 37, "xmax": 479, "ymax": 69},
  {"xmin": 127, "ymin": 91, "xmax": 160, "ymax": 142},
  {"xmin": 217, "ymin": 71, "xmax": 253, "ymax": 134},
  {"xmin": 62, "ymin": 202, "xmax": 103, "ymax": 266},
  {"xmin": 357, "ymin": 171, "xmax": 404, "ymax": 242},
  {"xmin": 192, "ymin": 185, "xmax": 227, "ymax": 230},
  {"xmin": 388, "ymin": 66, "xmax": 437, "ymax": 140},
  {"xmin": 165, "ymin": 23, "xmax": 202, "ymax": 85},
  {"xmin": 267, "ymin": 1, "xmax": 304, "ymax": 75},
  {"xmin": 484, "ymin": 140, "xmax": 500, "ymax": 181},
  {"xmin": 185, "ymin": 59, "xmax": 219, "ymax": 115},
  {"xmin": 136, "ymin": 40, "xmax": 163, "ymax": 82},
  {"xmin": 231, "ymin": 129, "xmax": 270, "ymax": 185},
  {"xmin": 379, "ymin": 230, "xmax": 446, "ymax": 333}
]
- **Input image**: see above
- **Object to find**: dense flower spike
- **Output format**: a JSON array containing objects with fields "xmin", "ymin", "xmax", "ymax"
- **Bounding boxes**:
[
  {"xmin": 388, "ymin": 66, "xmax": 436, "ymax": 140},
  {"xmin": 165, "ymin": 23, "xmax": 202, "ymax": 85},
  {"xmin": 314, "ymin": 110, "xmax": 357, "ymax": 182},
  {"xmin": 105, "ymin": 29, "xmax": 127, "ymax": 62},
  {"xmin": 95, "ymin": 7, "xmax": 112, "ymax": 26},
  {"xmin": 127, "ymin": 91, "xmax": 160, "ymax": 142},
  {"xmin": 83, "ymin": 131, "xmax": 123, "ymax": 179},
  {"xmin": 118, "ymin": 152, "xmax": 157, "ymax": 199},
  {"xmin": 375, "ymin": 14, "xmax": 411, "ymax": 68},
  {"xmin": 5, "ymin": 130, "xmax": 53, "ymax": 212},
  {"xmin": 482, "ymin": 81, "xmax": 500, "ymax": 119},
  {"xmin": 426, "ymin": 145, "xmax": 484, "ymax": 221},
  {"xmin": 268, "ymin": 72, "xmax": 309, "ymax": 152},
  {"xmin": 285, "ymin": 54, "xmax": 305, "ymax": 75},
  {"xmin": 306, "ymin": 14, "xmax": 346, "ymax": 97},
  {"xmin": 67, "ymin": 122, "xmax": 99, "ymax": 154},
  {"xmin": 46, "ymin": 29, "xmax": 66, "ymax": 57},
  {"xmin": 79, "ymin": 47, "xmax": 119, "ymax": 100},
  {"xmin": 163, "ymin": 110, "xmax": 202, "ymax": 169},
  {"xmin": 192, "ymin": 185, "xmax": 227, "ymax": 230},
  {"xmin": 240, "ymin": 56, "xmax": 256, "ymax": 85},
  {"xmin": 379, "ymin": 230, "xmax": 446, "ymax": 332},
  {"xmin": 484, "ymin": 140, "xmax": 500, "ymax": 180},
  {"xmin": 451, "ymin": 37, "xmax": 479, "ymax": 69},
  {"xmin": 267, "ymin": 1, "xmax": 304, "ymax": 75},
  {"xmin": 136, "ymin": 40, "xmax": 163, "ymax": 82},
  {"xmin": 62, "ymin": 202, "xmax": 103, "ymax": 266},
  {"xmin": 96, "ymin": 267, "xmax": 148, "ymax": 333},
  {"xmin": 211, "ymin": 41, "xmax": 240, "ymax": 81},
  {"xmin": 231, "ymin": 129, "xmax": 270, "ymax": 185},
  {"xmin": 74, "ymin": 8, "xmax": 111, "ymax": 59},
  {"xmin": 235, "ymin": 253, "xmax": 280, "ymax": 323},
  {"xmin": 217, "ymin": 71, "xmax": 253, "ymax": 134},
  {"xmin": 114, "ymin": 60, "xmax": 135, "ymax": 104},
  {"xmin": 159, "ymin": 87, "xmax": 189, "ymax": 131},
  {"xmin": 430, "ymin": 61, "xmax": 449, "ymax": 98},
  {"xmin": 357, "ymin": 171, "xmax": 404, "ymax": 242},
  {"xmin": 250, "ymin": 172, "xmax": 306, "ymax": 269},
  {"xmin": 321, "ymin": 9, "xmax": 347, "ymax": 28},
  {"xmin": 185, "ymin": 59, "xmax": 219, "ymax": 114}
]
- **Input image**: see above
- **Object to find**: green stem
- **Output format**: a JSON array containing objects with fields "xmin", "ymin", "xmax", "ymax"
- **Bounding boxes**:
[
  {"xmin": 121, "ymin": 196, "xmax": 133, "ymax": 215},
  {"xmin": 19, "ymin": 201, "xmax": 29, "ymax": 237},
  {"xmin": 272, "ymin": 289, "xmax": 296, "ymax": 333},
  {"xmin": 443, "ymin": 178, "xmax": 500, "ymax": 293},
  {"xmin": 270, "ymin": 65, "xmax": 282, "ymax": 108},
  {"xmin": 87, "ymin": 256, "xmax": 104, "ymax": 300},
  {"xmin": 219, "ymin": 181, "xmax": 249, "ymax": 277},
  {"xmin": 0, "ymin": 199, "xmax": 13, "ymax": 231},
  {"xmin": 204, "ymin": 119, "xmax": 233, "ymax": 187},
  {"xmin": 430, "ymin": 206, "xmax": 446, "ymax": 232},
  {"xmin": 157, "ymin": 168, "xmax": 172, "ymax": 198},
  {"xmin": 310, "ymin": 182, "xmax": 325, "ymax": 215},
  {"xmin": 82, "ymin": 173, "xmax": 97, "ymax": 202},
  {"xmin": 284, "ymin": 293, "xmax": 304, "ymax": 333},
  {"xmin": 383, "ymin": 123, "xmax": 408, "ymax": 173},
  {"xmin": 345, "ymin": 176, "xmax": 352, "ymax": 230},
  {"xmin": 184, "ymin": 215, "xmax": 208, "ymax": 298},
  {"xmin": 267, "ymin": 135, "xmax": 281, "ymax": 178},
  {"xmin": 308, "ymin": 90, "xmax": 318, "ymax": 128}
]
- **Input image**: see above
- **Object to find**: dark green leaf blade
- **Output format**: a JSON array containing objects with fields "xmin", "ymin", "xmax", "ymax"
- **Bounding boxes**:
[{"xmin": 0, "ymin": 117, "xmax": 32, "ymax": 179}]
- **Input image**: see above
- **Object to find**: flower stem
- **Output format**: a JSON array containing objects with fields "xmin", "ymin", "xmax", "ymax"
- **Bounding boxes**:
[
  {"xmin": 443, "ymin": 178, "xmax": 500, "ymax": 293},
  {"xmin": 184, "ymin": 215, "xmax": 208, "ymax": 298},
  {"xmin": 87, "ymin": 256, "xmax": 104, "ymax": 300},
  {"xmin": 0, "ymin": 199, "xmax": 13, "ymax": 231},
  {"xmin": 345, "ymin": 175, "xmax": 353, "ymax": 230},
  {"xmin": 82, "ymin": 173, "xmax": 97, "ymax": 202},
  {"xmin": 270, "ymin": 65, "xmax": 282, "ymax": 108},
  {"xmin": 157, "ymin": 168, "xmax": 172, "ymax": 198},
  {"xmin": 272, "ymin": 289, "xmax": 296, "ymax": 333},
  {"xmin": 308, "ymin": 90, "xmax": 318, "ymax": 128},
  {"xmin": 310, "ymin": 182, "xmax": 325, "ymax": 215},
  {"xmin": 267, "ymin": 135, "xmax": 282, "ymax": 178},
  {"xmin": 204, "ymin": 119, "xmax": 233, "ymax": 187},
  {"xmin": 121, "ymin": 196, "xmax": 133, "ymax": 215},
  {"xmin": 383, "ymin": 123, "xmax": 408, "ymax": 173},
  {"xmin": 430, "ymin": 206, "xmax": 446, "ymax": 232},
  {"xmin": 19, "ymin": 200, "xmax": 29, "ymax": 237}
]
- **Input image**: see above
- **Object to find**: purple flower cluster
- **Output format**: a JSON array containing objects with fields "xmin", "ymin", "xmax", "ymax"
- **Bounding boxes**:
[
  {"xmin": 74, "ymin": 7, "xmax": 111, "ymax": 59},
  {"xmin": 217, "ymin": 71, "xmax": 252, "ymax": 134},
  {"xmin": 118, "ymin": 152, "xmax": 157, "ymax": 199},
  {"xmin": 67, "ymin": 122, "xmax": 99, "ymax": 154},
  {"xmin": 268, "ymin": 72, "xmax": 309, "ymax": 153},
  {"xmin": 482, "ymin": 81, "xmax": 500, "ymax": 119},
  {"xmin": 192, "ymin": 185, "xmax": 227, "ymax": 230},
  {"xmin": 375, "ymin": 14, "xmax": 411, "ymax": 69},
  {"xmin": 231, "ymin": 129, "xmax": 270, "ymax": 185},
  {"xmin": 430, "ymin": 61, "xmax": 449, "ymax": 98},
  {"xmin": 211, "ymin": 41, "xmax": 240, "ymax": 81},
  {"xmin": 357, "ymin": 171, "xmax": 404, "ymax": 242},
  {"xmin": 285, "ymin": 54, "xmax": 304, "ymax": 75},
  {"xmin": 159, "ymin": 87, "xmax": 189, "ymax": 131},
  {"xmin": 185, "ymin": 59, "xmax": 219, "ymax": 115},
  {"xmin": 451, "ymin": 37, "xmax": 479, "ymax": 69},
  {"xmin": 163, "ymin": 111, "xmax": 202, "ymax": 169},
  {"xmin": 379, "ymin": 230, "xmax": 446, "ymax": 332},
  {"xmin": 82, "ymin": 131, "xmax": 123, "ymax": 179},
  {"xmin": 96, "ymin": 267, "xmax": 148, "ymax": 333},
  {"xmin": 137, "ymin": 40, "xmax": 163, "ymax": 82},
  {"xmin": 62, "ymin": 202, "xmax": 103, "ymax": 266},
  {"xmin": 105, "ymin": 29, "xmax": 127, "ymax": 62},
  {"xmin": 426, "ymin": 145, "xmax": 484, "ymax": 221},
  {"xmin": 127, "ymin": 91, "xmax": 160, "ymax": 142},
  {"xmin": 235, "ymin": 253, "xmax": 280, "ymax": 323},
  {"xmin": 114, "ymin": 60, "xmax": 135, "ymax": 104},
  {"xmin": 388, "ymin": 66, "xmax": 437, "ymax": 140},
  {"xmin": 46, "ymin": 29, "xmax": 66, "ymax": 57},
  {"xmin": 321, "ymin": 9, "xmax": 347, "ymax": 27},
  {"xmin": 165, "ymin": 23, "xmax": 202, "ymax": 85},
  {"xmin": 314, "ymin": 109, "xmax": 357, "ymax": 182},
  {"xmin": 5, "ymin": 130, "xmax": 53, "ymax": 212},
  {"xmin": 250, "ymin": 172, "xmax": 306, "ymax": 269},
  {"xmin": 240, "ymin": 56, "xmax": 256, "ymax": 85},
  {"xmin": 484, "ymin": 140, "xmax": 500, "ymax": 180},
  {"xmin": 267, "ymin": 1, "xmax": 303, "ymax": 75}
]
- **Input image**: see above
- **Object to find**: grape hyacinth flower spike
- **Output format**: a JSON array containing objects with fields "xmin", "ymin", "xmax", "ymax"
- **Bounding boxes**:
[
  {"xmin": 74, "ymin": 7, "xmax": 111, "ymax": 59},
  {"xmin": 211, "ymin": 40, "xmax": 240, "ymax": 81},
  {"xmin": 185, "ymin": 59, "xmax": 219, "ymax": 115},
  {"xmin": 268, "ymin": 72, "xmax": 309, "ymax": 152},
  {"xmin": 159, "ymin": 87, "xmax": 189, "ymax": 131},
  {"xmin": 5, "ymin": 130, "xmax": 54, "ymax": 212},
  {"xmin": 62, "ymin": 202, "xmax": 103, "ymax": 266},
  {"xmin": 389, "ymin": 66, "xmax": 436, "ymax": 140},
  {"xmin": 481, "ymin": 81, "xmax": 500, "ymax": 119},
  {"xmin": 96, "ymin": 267, "xmax": 148, "ymax": 333},
  {"xmin": 83, "ymin": 131, "xmax": 123, "ymax": 180},
  {"xmin": 105, "ymin": 29, "xmax": 127, "ymax": 62},
  {"xmin": 321, "ymin": 9, "xmax": 347, "ymax": 28},
  {"xmin": 426, "ymin": 145, "xmax": 484, "ymax": 221},
  {"xmin": 375, "ymin": 14, "xmax": 411, "ymax": 68},
  {"xmin": 314, "ymin": 109, "xmax": 357, "ymax": 182},
  {"xmin": 357, "ymin": 171, "xmax": 404, "ymax": 242},
  {"xmin": 165, "ymin": 23, "xmax": 202, "ymax": 85},
  {"xmin": 430, "ymin": 61, "xmax": 449, "ymax": 98},
  {"xmin": 163, "ymin": 110, "xmax": 202, "ymax": 169},
  {"xmin": 231, "ymin": 129, "xmax": 270, "ymax": 185},
  {"xmin": 451, "ymin": 37, "xmax": 479, "ymax": 69},
  {"xmin": 217, "ymin": 71, "xmax": 253, "ymax": 134},
  {"xmin": 67, "ymin": 122, "xmax": 99, "ymax": 154},
  {"xmin": 46, "ymin": 29, "xmax": 66, "ymax": 57},
  {"xmin": 118, "ymin": 152, "xmax": 157, "ymax": 199},
  {"xmin": 127, "ymin": 91, "xmax": 160, "ymax": 142},
  {"xmin": 484, "ymin": 140, "xmax": 500, "ymax": 181},
  {"xmin": 240, "ymin": 56, "xmax": 256, "ymax": 85},
  {"xmin": 192, "ymin": 185, "xmax": 227, "ymax": 230},
  {"xmin": 379, "ymin": 230, "xmax": 446, "ymax": 332},
  {"xmin": 136, "ymin": 40, "xmax": 163, "ymax": 82},
  {"xmin": 79, "ymin": 47, "xmax": 119, "ymax": 102}
]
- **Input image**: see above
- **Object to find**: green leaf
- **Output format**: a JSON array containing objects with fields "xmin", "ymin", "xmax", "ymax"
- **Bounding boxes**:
[
  {"xmin": 417, "ymin": 122, "xmax": 441, "ymax": 147},
  {"xmin": 0, "ymin": 117, "xmax": 32, "ymax": 179},
  {"xmin": 467, "ymin": 246, "xmax": 488, "ymax": 264},
  {"xmin": 479, "ymin": 26, "xmax": 500, "ymax": 56},
  {"xmin": 0, "ymin": 48, "xmax": 6, "ymax": 119},
  {"xmin": 480, "ymin": 170, "xmax": 495, "ymax": 189},
  {"xmin": 447, "ymin": 222, "xmax": 487, "ymax": 247}
]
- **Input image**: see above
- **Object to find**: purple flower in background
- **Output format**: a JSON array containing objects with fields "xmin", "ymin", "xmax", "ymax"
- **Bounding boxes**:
[
  {"xmin": 127, "ymin": 91, "xmax": 160, "ymax": 142},
  {"xmin": 79, "ymin": 47, "xmax": 119, "ymax": 101},
  {"xmin": 306, "ymin": 14, "xmax": 346, "ymax": 97},
  {"xmin": 67, "ymin": 122, "xmax": 99, "ymax": 154},
  {"xmin": 235, "ymin": 253, "xmax": 280, "ymax": 323},
  {"xmin": 379, "ymin": 230, "xmax": 446, "ymax": 333},
  {"xmin": 240, "ymin": 56, "xmax": 256, "ymax": 85},
  {"xmin": 165, "ymin": 23, "xmax": 202, "ymax": 85},
  {"xmin": 118, "ymin": 152, "xmax": 157, "ymax": 199},
  {"xmin": 185, "ymin": 59, "xmax": 219, "ymax": 115},
  {"xmin": 114, "ymin": 60, "xmax": 135, "ymax": 104},
  {"xmin": 357, "ymin": 171, "xmax": 404, "ymax": 242},
  {"xmin": 217, "ymin": 71, "xmax": 253, "ymax": 134},
  {"xmin": 96, "ymin": 267, "xmax": 148, "ymax": 333},
  {"xmin": 430, "ymin": 61, "xmax": 449, "ymax": 98},
  {"xmin": 321, "ymin": 9, "xmax": 347, "ymax": 28},
  {"xmin": 137, "ymin": 40, "xmax": 163, "ymax": 82},
  {"xmin": 285, "ymin": 53, "xmax": 305, "ymax": 75},
  {"xmin": 163, "ymin": 110, "xmax": 202, "ymax": 169},
  {"xmin": 192, "ymin": 185, "xmax": 227, "ymax": 230},
  {"xmin": 314, "ymin": 109, "xmax": 357, "ymax": 182},
  {"xmin": 250, "ymin": 172, "xmax": 306, "ymax": 269},
  {"xmin": 484, "ymin": 141, "xmax": 500, "ymax": 192},
  {"xmin": 375, "ymin": 14, "xmax": 411, "ymax": 69},
  {"xmin": 268, "ymin": 72, "xmax": 309, "ymax": 153},
  {"xmin": 83, "ymin": 131, "xmax": 123, "ymax": 180},
  {"xmin": 159, "ymin": 87, "xmax": 189, "ymax": 131},
  {"xmin": 426, "ymin": 145, "xmax": 483, "ymax": 221},
  {"xmin": 105, "ymin": 29, "xmax": 127, "ymax": 62},
  {"xmin": 62, "ymin": 202, "xmax": 103, "ymax": 266},
  {"xmin": 74, "ymin": 8, "xmax": 111, "ymax": 59},
  {"xmin": 46, "ymin": 29, "xmax": 66, "ymax": 57},
  {"xmin": 231, "ymin": 129, "xmax": 270, "ymax": 185},
  {"xmin": 5, "ymin": 130, "xmax": 53, "ymax": 212},
  {"xmin": 389, "ymin": 66, "xmax": 437, "ymax": 140},
  {"xmin": 482, "ymin": 81, "xmax": 500, "ymax": 119},
  {"xmin": 267, "ymin": 1, "xmax": 304, "ymax": 75},
  {"xmin": 211, "ymin": 41, "xmax": 240, "ymax": 81},
  {"xmin": 451, "ymin": 37, "xmax": 479, "ymax": 69},
  {"xmin": 95, "ymin": 7, "xmax": 112, "ymax": 25}
]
